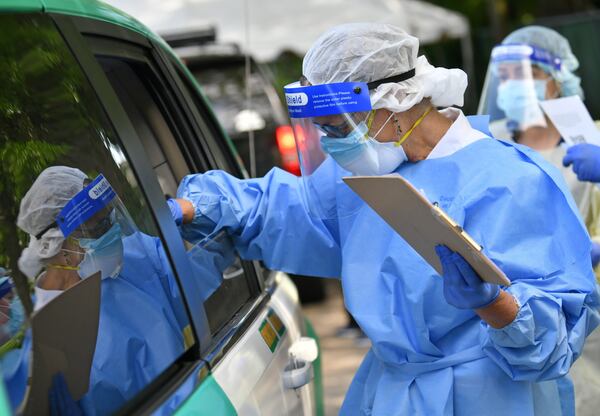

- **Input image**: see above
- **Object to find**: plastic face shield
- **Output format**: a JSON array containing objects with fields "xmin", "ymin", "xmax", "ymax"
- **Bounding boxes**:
[
  {"xmin": 54, "ymin": 174, "xmax": 135, "ymax": 279},
  {"xmin": 478, "ymin": 43, "xmax": 561, "ymax": 132},
  {"xmin": 283, "ymin": 80, "xmax": 373, "ymax": 219},
  {"xmin": 0, "ymin": 276, "xmax": 24, "ymax": 347}
]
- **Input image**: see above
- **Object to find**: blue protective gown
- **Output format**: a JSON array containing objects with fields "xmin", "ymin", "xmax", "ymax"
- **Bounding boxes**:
[
  {"xmin": 79, "ymin": 232, "xmax": 189, "ymax": 415},
  {"xmin": 178, "ymin": 131, "xmax": 600, "ymax": 415},
  {"xmin": 1, "ymin": 233, "xmax": 189, "ymax": 415}
]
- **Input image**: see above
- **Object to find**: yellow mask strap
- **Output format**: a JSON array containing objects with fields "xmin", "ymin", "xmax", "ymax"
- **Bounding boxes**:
[
  {"xmin": 47, "ymin": 264, "xmax": 79, "ymax": 271},
  {"xmin": 394, "ymin": 106, "xmax": 433, "ymax": 147},
  {"xmin": 366, "ymin": 110, "xmax": 376, "ymax": 131}
]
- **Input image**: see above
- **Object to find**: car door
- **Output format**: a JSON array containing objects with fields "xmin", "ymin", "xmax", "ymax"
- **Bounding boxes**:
[
  {"xmin": 51, "ymin": 13, "xmax": 319, "ymax": 416},
  {"xmin": 0, "ymin": 12, "xmax": 207, "ymax": 416}
]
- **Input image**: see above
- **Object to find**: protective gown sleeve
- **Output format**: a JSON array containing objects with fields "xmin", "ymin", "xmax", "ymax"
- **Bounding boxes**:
[
  {"xmin": 454, "ymin": 152, "xmax": 600, "ymax": 382},
  {"xmin": 176, "ymin": 166, "xmax": 342, "ymax": 278}
]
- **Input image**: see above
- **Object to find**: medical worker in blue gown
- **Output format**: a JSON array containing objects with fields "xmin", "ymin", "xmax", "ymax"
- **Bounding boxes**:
[
  {"xmin": 5, "ymin": 166, "xmax": 198, "ymax": 415},
  {"xmin": 170, "ymin": 23, "xmax": 600, "ymax": 415},
  {"xmin": 478, "ymin": 26, "xmax": 600, "ymax": 416}
]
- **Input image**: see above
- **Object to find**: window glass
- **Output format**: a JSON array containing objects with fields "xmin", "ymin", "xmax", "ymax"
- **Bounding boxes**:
[
  {"xmin": 0, "ymin": 14, "xmax": 192, "ymax": 414},
  {"xmin": 97, "ymin": 56, "xmax": 256, "ymax": 335},
  {"xmin": 192, "ymin": 61, "xmax": 273, "ymax": 138},
  {"xmin": 189, "ymin": 58, "xmax": 284, "ymax": 177}
]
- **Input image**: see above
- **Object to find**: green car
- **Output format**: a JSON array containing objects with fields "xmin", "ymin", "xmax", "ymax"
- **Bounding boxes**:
[{"xmin": 0, "ymin": 1, "xmax": 323, "ymax": 415}]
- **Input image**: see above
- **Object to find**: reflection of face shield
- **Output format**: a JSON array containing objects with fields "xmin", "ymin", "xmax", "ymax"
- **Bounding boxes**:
[
  {"xmin": 0, "ymin": 277, "xmax": 24, "ymax": 344},
  {"xmin": 55, "ymin": 174, "xmax": 133, "ymax": 280},
  {"xmin": 478, "ymin": 43, "xmax": 561, "ymax": 132}
]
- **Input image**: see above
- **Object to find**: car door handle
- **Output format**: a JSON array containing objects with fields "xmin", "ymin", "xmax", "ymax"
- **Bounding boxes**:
[{"xmin": 282, "ymin": 358, "xmax": 313, "ymax": 389}]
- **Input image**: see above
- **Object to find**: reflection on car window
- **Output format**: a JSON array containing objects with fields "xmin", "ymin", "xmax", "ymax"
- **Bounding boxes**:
[
  {"xmin": 193, "ymin": 63, "xmax": 273, "ymax": 136},
  {"xmin": 100, "ymin": 55, "xmax": 257, "ymax": 335},
  {"xmin": 0, "ymin": 14, "xmax": 192, "ymax": 415}
]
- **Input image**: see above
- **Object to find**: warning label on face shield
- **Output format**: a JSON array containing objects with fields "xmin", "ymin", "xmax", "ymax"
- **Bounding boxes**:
[
  {"xmin": 56, "ymin": 174, "xmax": 116, "ymax": 238},
  {"xmin": 284, "ymin": 81, "xmax": 372, "ymax": 118}
]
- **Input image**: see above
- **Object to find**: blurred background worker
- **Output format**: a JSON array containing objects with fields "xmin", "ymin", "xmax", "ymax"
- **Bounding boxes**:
[
  {"xmin": 169, "ymin": 23, "xmax": 600, "ymax": 415},
  {"xmin": 479, "ymin": 25, "xmax": 600, "ymax": 416},
  {"xmin": 478, "ymin": 26, "xmax": 600, "ymax": 273}
]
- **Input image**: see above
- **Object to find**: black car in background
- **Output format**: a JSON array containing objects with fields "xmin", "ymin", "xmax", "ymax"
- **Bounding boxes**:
[{"xmin": 163, "ymin": 29, "xmax": 300, "ymax": 178}]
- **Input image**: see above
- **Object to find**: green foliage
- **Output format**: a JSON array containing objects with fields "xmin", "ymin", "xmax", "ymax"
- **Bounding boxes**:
[
  {"xmin": 0, "ymin": 141, "xmax": 69, "ymax": 202},
  {"xmin": 266, "ymin": 50, "xmax": 303, "ymax": 104},
  {"xmin": 0, "ymin": 13, "xmax": 162, "ymax": 300}
]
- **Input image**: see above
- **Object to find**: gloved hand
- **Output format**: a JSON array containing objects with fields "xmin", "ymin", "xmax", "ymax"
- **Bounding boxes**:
[
  {"xmin": 592, "ymin": 242, "xmax": 600, "ymax": 268},
  {"xmin": 49, "ymin": 373, "xmax": 83, "ymax": 416},
  {"xmin": 563, "ymin": 143, "xmax": 600, "ymax": 183},
  {"xmin": 435, "ymin": 245, "xmax": 501, "ymax": 310},
  {"xmin": 166, "ymin": 198, "xmax": 183, "ymax": 226}
]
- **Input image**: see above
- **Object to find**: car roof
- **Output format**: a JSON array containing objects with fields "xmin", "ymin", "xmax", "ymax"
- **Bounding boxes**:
[{"xmin": 2, "ymin": 0, "xmax": 164, "ymax": 46}]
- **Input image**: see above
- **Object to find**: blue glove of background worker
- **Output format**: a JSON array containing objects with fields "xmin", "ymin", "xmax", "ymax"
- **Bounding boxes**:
[
  {"xmin": 592, "ymin": 242, "xmax": 600, "ymax": 268},
  {"xmin": 49, "ymin": 373, "xmax": 83, "ymax": 416},
  {"xmin": 435, "ymin": 245, "xmax": 501, "ymax": 310},
  {"xmin": 563, "ymin": 143, "xmax": 600, "ymax": 183},
  {"xmin": 166, "ymin": 198, "xmax": 183, "ymax": 226}
]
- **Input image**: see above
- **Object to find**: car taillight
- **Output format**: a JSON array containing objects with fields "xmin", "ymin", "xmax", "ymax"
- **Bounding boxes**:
[{"xmin": 276, "ymin": 125, "xmax": 301, "ymax": 176}]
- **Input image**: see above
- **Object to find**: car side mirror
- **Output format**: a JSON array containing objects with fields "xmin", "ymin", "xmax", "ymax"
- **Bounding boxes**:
[{"xmin": 234, "ymin": 109, "xmax": 266, "ymax": 133}]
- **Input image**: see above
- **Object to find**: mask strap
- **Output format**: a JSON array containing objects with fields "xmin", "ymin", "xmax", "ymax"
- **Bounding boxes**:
[
  {"xmin": 47, "ymin": 264, "xmax": 79, "ymax": 271},
  {"xmin": 360, "ymin": 111, "xmax": 377, "ymax": 140},
  {"xmin": 394, "ymin": 106, "xmax": 433, "ymax": 147},
  {"xmin": 366, "ymin": 110, "xmax": 376, "ymax": 130},
  {"xmin": 371, "ymin": 111, "xmax": 395, "ymax": 141},
  {"xmin": 61, "ymin": 248, "xmax": 84, "ymax": 256}
]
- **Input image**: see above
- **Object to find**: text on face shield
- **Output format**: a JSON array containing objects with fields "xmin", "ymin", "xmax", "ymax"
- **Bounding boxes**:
[{"xmin": 286, "ymin": 92, "xmax": 308, "ymax": 106}]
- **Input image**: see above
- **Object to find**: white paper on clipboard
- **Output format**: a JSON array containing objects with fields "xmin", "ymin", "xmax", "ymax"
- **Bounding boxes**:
[
  {"xmin": 539, "ymin": 96, "xmax": 600, "ymax": 146},
  {"xmin": 343, "ymin": 175, "xmax": 511, "ymax": 286}
]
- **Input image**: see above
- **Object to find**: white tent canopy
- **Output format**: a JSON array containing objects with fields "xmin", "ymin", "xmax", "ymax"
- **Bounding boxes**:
[{"xmin": 106, "ymin": 0, "xmax": 469, "ymax": 61}]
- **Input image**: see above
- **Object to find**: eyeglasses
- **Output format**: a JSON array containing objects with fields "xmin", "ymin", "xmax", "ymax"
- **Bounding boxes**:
[
  {"xmin": 314, "ymin": 110, "xmax": 377, "ymax": 139},
  {"xmin": 70, "ymin": 208, "xmax": 115, "ymax": 240},
  {"xmin": 313, "ymin": 121, "xmax": 353, "ymax": 138}
]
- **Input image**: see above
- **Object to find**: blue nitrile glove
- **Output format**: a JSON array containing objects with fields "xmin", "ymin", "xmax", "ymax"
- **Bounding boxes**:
[
  {"xmin": 49, "ymin": 373, "xmax": 83, "ymax": 416},
  {"xmin": 435, "ymin": 245, "xmax": 501, "ymax": 310},
  {"xmin": 166, "ymin": 198, "xmax": 183, "ymax": 226},
  {"xmin": 592, "ymin": 242, "xmax": 600, "ymax": 268},
  {"xmin": 563, "ymin": 143, "xmax": 600, "ymax": 183}
]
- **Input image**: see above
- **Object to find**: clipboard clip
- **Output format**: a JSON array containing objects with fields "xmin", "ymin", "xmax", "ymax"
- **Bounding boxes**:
[{"xmin": 431, "ymin": 202, "xmax": 483, "ymax": 252}]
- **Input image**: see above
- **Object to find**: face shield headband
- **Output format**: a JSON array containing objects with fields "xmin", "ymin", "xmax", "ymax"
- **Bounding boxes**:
[
  {"xmin": 282, "ymin": 69, "xmax": 415, "ymax": 220},
  {"xmin": 491, "ymin": 43, "xmax": 562, "ymax": 71},
  {"xmin": 55, "ymin": 174, "xmax": 117, "ymax": 239}
]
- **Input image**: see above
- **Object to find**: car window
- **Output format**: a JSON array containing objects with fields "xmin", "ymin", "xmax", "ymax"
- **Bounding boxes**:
[
  {"xmin": 0, "ymin": 14, "xmax": 193, "ymax": 414},
  {"xmin": 95, "ymin": 51, "xmax": 259, "ymax": 336},
  {"xmin": 188, "ymin": 58, "xmax": 286, "ymax": 177},
  {"xmin": 174, "ymin": 65, "xmax": 247, "ymax": 178},
  {"xmin": 191, "ymin": 60, "xmax": 276, "ymax": 137}
]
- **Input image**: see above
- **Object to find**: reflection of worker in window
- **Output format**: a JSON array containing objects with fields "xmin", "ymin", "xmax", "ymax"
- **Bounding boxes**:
[
  {"xmin": 8, "ymin": 166, "xmax": 190, "ymax": 415},
  {"xmin": 0, "ymin": 269, "xmax": 24, "ymax": 345}
]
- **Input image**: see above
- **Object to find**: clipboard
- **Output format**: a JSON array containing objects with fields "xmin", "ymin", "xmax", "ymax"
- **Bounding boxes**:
[
  {"xmin": 21, "ymin": 272, "xmax": 101, "ymax": 415},
  {"xmin": 343, "ymin": 175, "xmax": 511, "ymax": 286}
]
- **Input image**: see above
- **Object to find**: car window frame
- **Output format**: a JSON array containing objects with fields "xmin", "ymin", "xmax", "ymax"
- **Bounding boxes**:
[
  {"xmin": 0, "ymin": 11, "xmax": 212, "ymax": 415},
  {"xmin": 85, "ymin": 33, "xmax": 267, "ymax": 341},
  {"xmin": 153, "ymin": 52, "xmax": 283, "ymax": 367},
  {"xmin": 51, "ymin": 13, "xmax": 213, "ymax": 346},
  {"xmin": 53, "ymin": 11, "xmax": 272, "ymax": 356},
  {"xmin": 50, "ymin": 13, "xmax": 218, "ymax": 413},
  {"xmin": 91, "ymin": 39, "xmax": 209, "ymax": 177}
]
